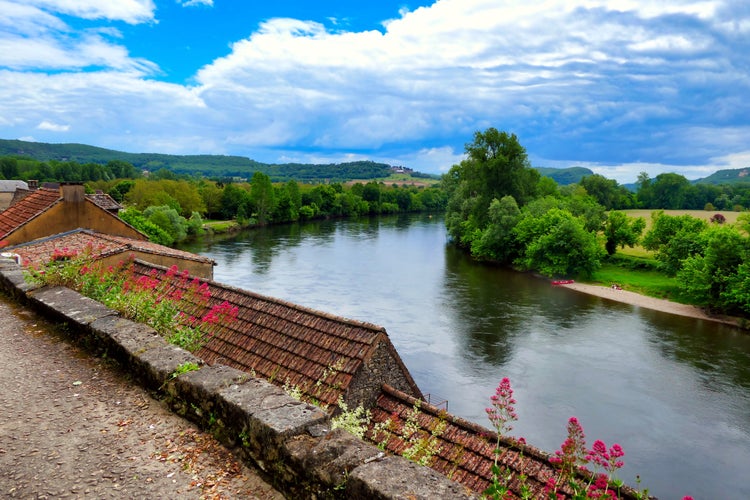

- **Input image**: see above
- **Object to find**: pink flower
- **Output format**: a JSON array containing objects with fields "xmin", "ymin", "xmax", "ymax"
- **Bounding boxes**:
[
  {"xmin": 166, "ymin": 265, "xmax": 178, "ymax": 278},
  {"xmin": 587, "ymin": 440, "xmax": 625, "ymax": 474},
  {"xmin": 551, "ymin": 417, "xmax": 588, "ymax": 478},
  {"xmin": 485, "ymin": 377, "xmax": 518, "ymax": 437}
]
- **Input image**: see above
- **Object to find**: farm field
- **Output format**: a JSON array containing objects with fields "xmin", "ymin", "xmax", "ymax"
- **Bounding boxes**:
[{"xmin": 623, "ymin": 209, "xmax": 742, "ymax": 227}]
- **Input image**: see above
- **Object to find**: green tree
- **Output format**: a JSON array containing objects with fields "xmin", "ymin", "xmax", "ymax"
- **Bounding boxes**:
[
  {"xmin": 513, "ymin": 207, "xmax": 603, "ymax": 278},
  {"xmin": 273, "ymin": 180, "xmax": 301, "ymax": 222},
  {"xmin": 105, "ymin": 160, "xmax": 139, "ymax": 179},
  {"xmin": 635, "ymin": 172, "xmax": 653, "ymax": 208},
  {"xmin": 471, "ymin": 196, "xmax": 521, "ymax": 263},
  {"xmin": 678, "ymin": 225, "xmax": 748, "ymax": 312},
  {"xmin": 249, "ymin": 171, "xmax": 276, "ymax": 225},
  {"xmin": 107, "ymin": 180, "xmax": 134, "ymax": 202},
  {"xmin": 198, "ymin": 182, "xmax": 224, "ymax": 219},
  {"xmin": 220, "ymin": 183, "xmax": 251, "ymax": 219},
  {"xmin": 642, "ymin": 212, "xmax": 708, "ymax": 274},
  {"xmin": 650, "ymin": 173, "xmax": 691, "ymax": 209},
  {"xmin": 603, "ymin": 211, "xmax": 646, "ymax": 255},
  {"xmin": 125, "ymin": 180, "xmax": 181, "ymax": 212},
  {"xmin": 144, "ymin": 205, "xmax": 188, "ymax": 243},
  {"xmin": 119, "ymin": 207, "xmax": 174, "ymax": 246},
  {"xmin": 580, "ymin": 174, "xmax": 635, "ymax": 210},
  {"xmin": 444, "ymin": 128, "xmax": 539, "ymax": 248},
  {"xmin": 1, "ymin": 158, "xmax": 19, "ymax": 179}
]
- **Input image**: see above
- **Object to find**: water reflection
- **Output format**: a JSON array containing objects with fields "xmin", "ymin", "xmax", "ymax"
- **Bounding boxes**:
[{"xmin": 639, "ymin": 308, "xmax": 750, "ymax": 392}]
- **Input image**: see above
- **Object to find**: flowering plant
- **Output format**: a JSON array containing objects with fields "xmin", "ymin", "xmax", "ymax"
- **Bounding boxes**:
[
  {"xmin": 482, "ymin": 378, "xmax": 663, "ymax": 500},
  {"xmin": 27, "ymin": 251, "xmax": 236, "ymax": 352}
]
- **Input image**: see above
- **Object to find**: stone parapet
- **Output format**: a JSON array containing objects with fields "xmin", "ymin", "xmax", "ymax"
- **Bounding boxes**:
[{"xmin": 0, "ymin": 257, "xmax": 477, "ymax": 499}]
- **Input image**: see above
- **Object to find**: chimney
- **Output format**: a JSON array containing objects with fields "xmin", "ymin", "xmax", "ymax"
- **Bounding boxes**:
[
  {"xmin": 27, "ymin": 179, "xmax": 38, "ymax": 190},
  {"xmin": 60, "ymin": 182, "xmax": 85, "ymax": 203}
]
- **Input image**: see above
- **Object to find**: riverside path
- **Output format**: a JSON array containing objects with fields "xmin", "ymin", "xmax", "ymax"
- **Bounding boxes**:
[{"xmin": 0, "ymin": 292, "xmax": 283, "ymax": 499}]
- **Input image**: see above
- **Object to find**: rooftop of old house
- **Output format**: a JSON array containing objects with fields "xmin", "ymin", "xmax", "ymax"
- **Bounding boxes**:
[
  {"xmin": 4, "ymin": 228, "xmax": 213, "ymax": 269},
  {"xmin": 128, "ymin": 260, "xmax": 421, "ymax": 409},
  {"xmin": 86, "ymin": 190, "xmax": 122, "ymax": 212},
  {"xmin": 0, "ymin": 187, "xmax": 61, "ymax": 239},
  {"xmin": 0, "ymin": 185, "xmax": 127, "ymax": 241},
  {"xmin": 368, "ymin": 385, "xmax": 645, "ymax": 499}
]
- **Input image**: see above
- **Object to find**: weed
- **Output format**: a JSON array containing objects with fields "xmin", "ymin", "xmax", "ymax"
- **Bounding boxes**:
[{"xmin": 171, "ymin": 361, "xmax": 201, "ymax": 379}]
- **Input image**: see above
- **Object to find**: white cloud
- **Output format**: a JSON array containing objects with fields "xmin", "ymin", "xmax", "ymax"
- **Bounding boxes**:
[
  {"xmin": 25, "ymin": 0, "xmax": 155, "ymax": 24},
  {"xmin": 37, "ymin": 120, "xmax": 70, "ymax": 132},
  {"xmin": 177, "ymin": 0, "xmax": 213, "ymax": 7},
  {"xmin": 0, "ymin": 0, "xmax": 747, "ymax": 181}
]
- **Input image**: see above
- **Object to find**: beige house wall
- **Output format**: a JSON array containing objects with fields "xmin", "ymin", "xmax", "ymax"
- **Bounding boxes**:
[
  {"xmin": 4, "ymin": 200, "xmax": 145, "ymax": 246},
  {"xmin": 0, "ymin": 193, "xmax": 13, "ymax": 211},
  {"xmin": 96, "ymin": 252, "xmax": 213, "ymax": 280}
]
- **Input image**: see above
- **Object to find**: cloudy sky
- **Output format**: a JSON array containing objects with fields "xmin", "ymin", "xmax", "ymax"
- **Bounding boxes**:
[{"xmin": 1, "ymin": 0, "xmax": 748, "ymax": 183}]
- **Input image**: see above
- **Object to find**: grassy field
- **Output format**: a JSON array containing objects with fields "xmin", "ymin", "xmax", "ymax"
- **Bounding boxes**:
[
  {"xmin": 345, "ymin": 173, "xmax": 441, "ymax": 187},
  {"xmin": 584, "ymin": 209, "xmax": 745, "ymax": 304},
  {"xmin": 623, "ymin": 209, "xmax": 742, "ymax": 228},
  {"xmin": 202, "ymin": 220, "xmax": 242, "ymax": 233}
]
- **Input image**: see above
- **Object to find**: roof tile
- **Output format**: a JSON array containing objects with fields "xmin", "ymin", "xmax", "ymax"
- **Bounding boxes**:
[
  {"xmin": 368, "ymin": 385, "xmax": 645, "ymax": 499},
  {"xmin": 129, "ymin": 260, "xmax": 398, "ymax": 408},
  {"xmin": 0, "ymin": 187, "xmax": 60, "ymax": 239}
]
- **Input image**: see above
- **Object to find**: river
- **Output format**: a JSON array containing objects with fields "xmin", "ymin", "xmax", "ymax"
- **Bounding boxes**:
[{"xmin": 179, "ymin": 214, "xmax": 750, "ymax": 499}]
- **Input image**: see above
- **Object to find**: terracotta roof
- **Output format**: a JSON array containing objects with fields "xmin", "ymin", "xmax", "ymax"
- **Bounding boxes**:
[
  {"xmin": 86, "ymin": 192, "xmax": 122, "ymax": 211},
  {"xmin": 367, "ymin": 385, "xmax": 644, "ymax": 499},
  {"xmin": 0, "ymin": 187, "xmax": 61, "ymax": 239},
  {"xmin": 129, "ymin": 260, "xmax": 412, "ymax": 408},
  {"xmin": 6, "ymin": 229, "xmax": 213, "ymax": 268}
]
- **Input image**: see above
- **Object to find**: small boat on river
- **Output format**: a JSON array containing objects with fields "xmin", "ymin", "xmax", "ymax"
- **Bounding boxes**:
[{"xmin": 551, "ymin": 279, "xmax": 575, "ymax": 285}]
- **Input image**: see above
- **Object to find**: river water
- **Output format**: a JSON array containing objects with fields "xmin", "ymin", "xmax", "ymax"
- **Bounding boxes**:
[{"xmin": 179, "ymin": 214, "xmax": 750, "ymax": 499}]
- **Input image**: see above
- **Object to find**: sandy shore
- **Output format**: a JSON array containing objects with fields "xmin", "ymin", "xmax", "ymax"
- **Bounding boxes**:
[{"xmin": 559, "ymin": 282, "xmax": 742, "ymax": 327}]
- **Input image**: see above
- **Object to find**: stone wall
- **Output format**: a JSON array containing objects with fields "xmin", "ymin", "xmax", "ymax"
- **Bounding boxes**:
[{"xmin": 0, "ymin": 257, "xmax": 477, "ymax": 499}]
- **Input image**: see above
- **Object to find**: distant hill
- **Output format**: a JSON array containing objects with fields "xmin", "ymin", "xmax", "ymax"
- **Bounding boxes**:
[
  {"xmin": 0, "ymin": 138, "xmax": 393, "ymax": 182},
  {"xmin": 693, "ymin": 168, "xmax": 750, "ymax": 185},
  {"xmin": 534, "ymin": 166, "xmax": 594, "ymax": 185}
]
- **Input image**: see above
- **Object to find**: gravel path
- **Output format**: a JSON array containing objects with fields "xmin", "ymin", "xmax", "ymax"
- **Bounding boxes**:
[{"xmin": 0, "ymin": 292, "xmax": 284, "ymax": 499}]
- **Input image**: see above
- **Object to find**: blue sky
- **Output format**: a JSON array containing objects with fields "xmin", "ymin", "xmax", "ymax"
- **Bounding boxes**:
[{"xmin": 1, "ymin": 0, "xmax": 748, "ymax": 183}]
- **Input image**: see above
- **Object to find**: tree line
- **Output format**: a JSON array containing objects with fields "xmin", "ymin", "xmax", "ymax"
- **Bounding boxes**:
[
  {"xmin": 0, "ymin": 157, "xmax": 141, "ymax": 182},
  {"xmin": 90, "ymin": 173, "xmax": 446, "ymax": 246},
  {"xmin": 444, "ymin": 127, "xmax": 750, "ymax": 316}
]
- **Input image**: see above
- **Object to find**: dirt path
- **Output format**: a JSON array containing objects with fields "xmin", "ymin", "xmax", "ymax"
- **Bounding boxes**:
[
  {"xmin": 0, "ymin": 293, "xmax": 284, "ymax": 499},
  {"xmin": 559, "ymin": 282, "xmax": 740, "ymax": 327}
]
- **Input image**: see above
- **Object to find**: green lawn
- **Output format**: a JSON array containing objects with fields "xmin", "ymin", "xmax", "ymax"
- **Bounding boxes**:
[
  {"xmin": 202, "ymin": 220, "xmax": 241, "ymax": 233},
  {"xmin": 590, "ymin": 263, "xmax": 686, "ymax": 300}
]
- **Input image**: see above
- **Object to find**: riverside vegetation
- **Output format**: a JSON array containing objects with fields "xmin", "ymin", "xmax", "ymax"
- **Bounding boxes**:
[{"xmin": 444, "ymin": 127, "xmax": 750, "ymax": 319}]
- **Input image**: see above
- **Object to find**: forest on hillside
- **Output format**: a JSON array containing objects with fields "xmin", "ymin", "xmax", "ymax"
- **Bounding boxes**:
[{"xmin": 0, "ymin": 139, "xmax": 398, "ymax": 182}]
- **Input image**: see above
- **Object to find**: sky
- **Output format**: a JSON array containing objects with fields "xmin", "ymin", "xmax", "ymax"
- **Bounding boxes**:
[{"xmin": 0, "ymin": 0, "xmax": 748, "ymax": 184}]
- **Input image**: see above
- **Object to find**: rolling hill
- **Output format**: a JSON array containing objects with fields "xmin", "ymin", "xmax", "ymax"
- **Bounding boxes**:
[
  {"xmin": 534, "ymin": 166, "xmax": 594, "ymax": 185},
  {"xmin": 0, "ymin": 139, "xmax": 394, "ymax": 182}
]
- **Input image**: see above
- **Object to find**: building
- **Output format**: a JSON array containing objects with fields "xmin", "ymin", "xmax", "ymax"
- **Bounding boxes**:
[
  {"xmin": 0, "ymin": 183, "xmax": 144, "ymax": 246},
  {"xmin": 0, "ymin": 183, "xmax": 215, "ymax": 279},
  {"xmin": 5, "ymin": 228, "xmax": 214, "ymax": 279},
  {"xmin": 128, "ymin": 260, "xmax": 423, "ymax": 412},
  {"xmin": 0, "ymin": 180, "xmax": 29, "ymax": 211}
]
